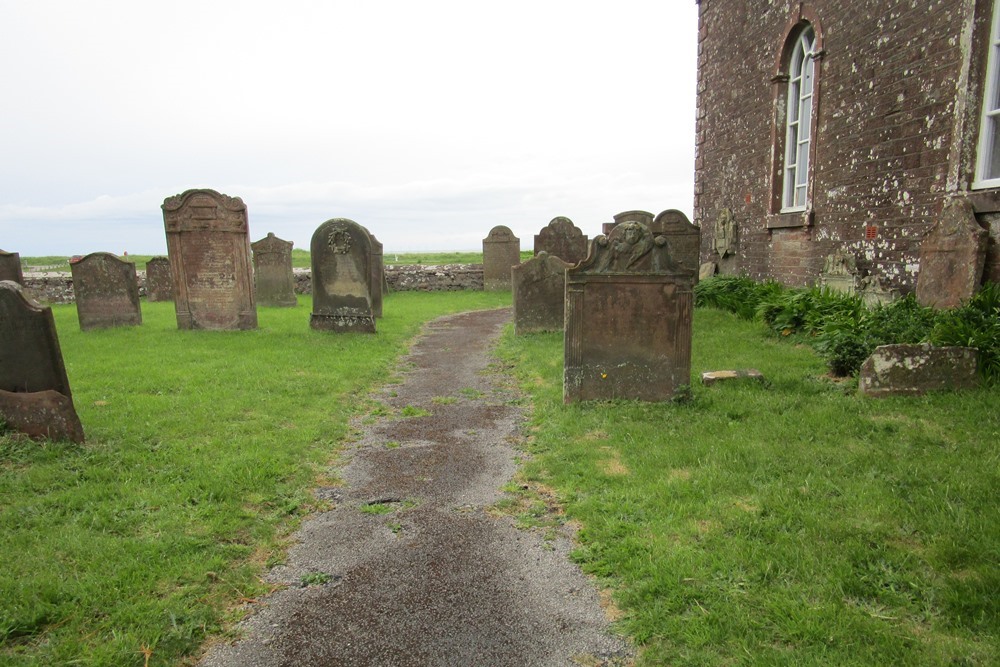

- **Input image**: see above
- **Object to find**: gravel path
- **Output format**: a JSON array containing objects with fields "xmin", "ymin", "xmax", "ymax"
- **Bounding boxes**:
[{"xmin": 199, "ymin": 307, "xmax": 632, "ymax": 667}]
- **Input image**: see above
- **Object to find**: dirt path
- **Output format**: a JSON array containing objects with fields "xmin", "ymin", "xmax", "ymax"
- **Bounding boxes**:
[{"xmin": 199, "ymin": 307, "xmax": 632, "ymax": 667}]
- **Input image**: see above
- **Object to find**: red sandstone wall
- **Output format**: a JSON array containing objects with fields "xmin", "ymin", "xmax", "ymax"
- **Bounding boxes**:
[{"xmin": 695, "ymin": 0, "xmax": 989, "ymax": 291}]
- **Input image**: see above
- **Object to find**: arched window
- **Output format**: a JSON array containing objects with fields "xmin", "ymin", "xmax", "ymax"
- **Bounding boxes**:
[
  {"xmin": 974, "ymin": 0, "xmax": 1000, "ymax": 189},
  {"xmin": 782, "ymin": 26, "xmax": 816, "ymax": 211}
]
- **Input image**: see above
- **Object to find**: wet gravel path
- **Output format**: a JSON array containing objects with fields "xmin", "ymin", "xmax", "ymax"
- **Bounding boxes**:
[{"xmin": 199, "ymin": 307, "xmax": 632, "ymax": 667}]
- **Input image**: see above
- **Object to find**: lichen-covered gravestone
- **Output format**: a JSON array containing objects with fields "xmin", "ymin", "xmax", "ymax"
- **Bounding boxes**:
[
  {"xmin": 310, "ymin": 218, "xmax": 376, "ymax": 333},
  {"xmin": 512, "ymin": 251, "xmax": 573, "ymax": 334},
  {"xmin": 482, "ymin": 225, "xmax": 521, "ymax": 290},
  {"xmin": 162, "ymin": 189, "xmax": 258, "ymax": 330},
  {"xmin": 0, "ymin": 249, "xmax": 24, "ymax": 284},
  {"xmin": 858, "ymin": 344, "xmax": 979, "ymax": 397},
  {"xmin": 819, "ymin": 249, "xmax": 860, "ymax": 295},
  {"xmin": 564, "ymin": 220, "xmax": 696, "ymax": 403},
  {"xmin": 603, "ymin": 209, "xmax": 701, "ymax": 278},
  {"xmin": 251, "ymin": 232, "xmax": 297, "ymax": 308},
  {"xmin": 367, "ymin": 230, "xmax": 384, "ymax": 318},
  {"xmin": 144, "ymin": 256, "xmax": 173, "ymax": 302},
  {"xmin": 533, "ymin": 217, "xmax": 588, "ymax": 265},
  {"xmin": 69, "ymin": 252, "xmax": 142, "ymax": 331},
  {"xmin": 915, "ymin": 198, "xmax": 988, "ymax": 309},
  {"xmin": 0, "ymin": 280, "xmax": 84, "ymax": 442}
]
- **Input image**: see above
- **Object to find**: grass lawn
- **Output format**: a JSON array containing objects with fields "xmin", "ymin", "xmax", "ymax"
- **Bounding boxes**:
[
  {"xmin": 496, "ymin": 307, "xmax": 999, "ymax": 666},
  {"xmin": 0, "ymin": 291, "xmax": 510, "ymax": 666}
]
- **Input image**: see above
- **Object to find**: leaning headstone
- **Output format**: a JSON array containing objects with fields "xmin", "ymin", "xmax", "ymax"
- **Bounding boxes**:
[
  {"xmin": 534, "ymin": 217, "xmax": 588, "ymax": 265},
  {"xmin": 0, "ymin": 249, "xmax": 24, "ymax": 284},
  {"xmin": 251, "ymin": 232, "xmax": 297, "ymax": 308},
  {"xmin": 859, "ymin": 344, "xmax": 979, "ymax": 397},
  {"xmin": 564, "ymin": 221, "xmax": 696, "ymax": 403},
  {"xmin": 915, "ymin": 198, "xmax": 988, "ymax": 309},
  {"xmin": 0, "ymin": 280, "xmax": 83, "ymax": 442},
  {"xmin": 482, "ymin": 225, "xmax": 521, "ymax": 290},
  {"xmin": 144, "ymin": 256, "xmax": 173, "ymax": 302},
  {"xmin": 162, "ymin": 189, "xmax": 258, "ymax": 330},
  {"xmin": 310, "ymin": 218, "xmax": 376, "ymax": 333},
  {"xmin": 819, "ymin": 249, "xmax": 860, "ymax": 295},
  {"xmin": 69, "ymin": 252, "xmax": 142, "ymax": 331},
  {"xmin": 512, "ymin": 251, "xmax": 573, "ymax": 334}
]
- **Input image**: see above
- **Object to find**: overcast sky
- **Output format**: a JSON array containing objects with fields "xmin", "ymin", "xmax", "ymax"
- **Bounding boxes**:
[{"xmin": 1, "ymin": 1, "xmax": 698, "ymax": 257}]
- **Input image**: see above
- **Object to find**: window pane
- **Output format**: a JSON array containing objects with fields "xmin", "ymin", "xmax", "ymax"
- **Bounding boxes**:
[
  {"xmin": 796, "ymin": 184, "xmax": 807, "ymax": 207},
  {"xmin": 992, "ymin": 44, "xmax": 1000, "ymax": 113},
  {"xmin": 785, "ymin": 170, "xmax": 796, "ymax": 206},
  {"xmin": 989, "ymin": 115, "xmax": 1000, "ymax": 179},
  {"xmin": 797, "ymin": 141, "xmax": 810, "ymax": 185},
  {"xmin": 789, "ymin": 82, "xmax": 800, "ymax": 121},
  {"xmin": 787, "ymin": 127, "xmax": 799, "ymax": 163},
  {"xmin": 802, "ymin": 58, "xmax": 814, "ymax": 94},
  {"xmin": 800, "ymin": 97, "xmax": 812, "ymax": 140}
]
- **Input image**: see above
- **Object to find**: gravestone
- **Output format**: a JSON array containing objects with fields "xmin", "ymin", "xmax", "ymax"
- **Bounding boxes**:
[
  {"xmin": 482, "ymin": 225, "xmax": 521, "ymax": 290},
  {"xmin": 711, "ymin": 208, "xmax": 737, "ymax": 259},
  {"xmin": 162, "ymin": 189, "xmax": 258, "ymax": 330},
  {"xmin": 602, "ymin": 210, "xmax": 701, "ymax": 278},
  {"xmin": 69, "ymin": 252, "xmax": 142, "ymax": 331},
  {"xmin": 512, "ymin": 251, "xmax": 573, "ymax": 334},
  {"xmin": 0, "ymin": 249, "xmax": 24, "ymax": 284},
  {"xmin": 819, "ymin": 249, "xmax": 860, "ymax": 295},
  {"xmin": 534, "ymin": 217, "xmax": 588, "ymax": 265},
  {"xmin": 368, "ymin": 231, "xmax": 384, "ymax": 318},
  {"xmin": 0, "ymin": 280, "xmax": 84, "ymax": 442},
  {"xmin": 564, "ymin": 220, "xmax": 695, "ymax": 403},
  {"xmin": 859, "ymin": 344, "xmax": 979, "ymax": 397},
  {"xmin": 915, "ymin": 198, "xmax": 988, "ymax": 309},
  {"xmin": 310, "ymin": 218, "xmax": 376, "ymax": 333},
  {"xmin": 858, "ymin": 274, "xmax": 899, "ymax": 308},
  {"xmin": 144, "ymin": 256, "xmax": 173, "ymax": 302},
  {"xmin": 251, "ymin": 232, "xmax": 297, "ymax": 307}
]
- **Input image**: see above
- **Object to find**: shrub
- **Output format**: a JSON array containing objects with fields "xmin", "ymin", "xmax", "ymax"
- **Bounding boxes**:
[
  {"xmin": 931, "ymin": 282, "xmax": 1000, "ymax": 384},
  {"xmin": 694, "ymin": 275, "xmax": 782, "ymax": 320}
]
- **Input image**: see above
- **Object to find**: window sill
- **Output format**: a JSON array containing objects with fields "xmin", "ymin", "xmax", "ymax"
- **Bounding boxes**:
[{"xmin": 766, "ymin": 209, "xmax": 813, "ymax": 229}]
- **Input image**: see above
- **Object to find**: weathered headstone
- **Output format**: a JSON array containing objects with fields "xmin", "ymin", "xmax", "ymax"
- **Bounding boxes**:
[
  {"xmin": 819, "ymin": 249, "xmax": 860, "ymax": 295},
  {"xmin": 858, "ymin": 274, "xmax": 899, "ymax": 308},
  {"xmin": 534, "ymin": 217, "xmax": 588, "ymax": 265},
  {"xmin": 711, "ymin": 208, "xmax": 737, "ymax": 259},
  {"xmin": 251, "ymin": 232, "xmax": 297, "ymax": 308},
  {"xmin": 512, "ymin": 251, "xmax": 573, "ymax": 335},
  {"xmin": 162, "ymin": 189, "xmax": 258, "ymax": 330},
  {"xmin": 602, "ymin": 210, "xmax": 701, "ymax": 277},
  {"xmin": 310, "ymin": 218, "xmax": 376, "ymax": 333},
  {"xmin": 0, "ymin": 249, "xmax": 24, "ymax": 284},
  {"xmin": 144, "ymin": 256, "xmax": 174, "ymax": 302},
  {"xmin": 482, "ymin": 225, "xmax": 521, "ymax": 290},
  {"xmin": 564, "ymin": 221, "xmax": 695, "ymax": 403},
  {"xmin": 699, "ymin": 262, "xmax": 718, "ymax": 281},
  {"xmin": 0, "ymin": 280, "xmax": 83, "ymax": 442},
  {"xmin": 368, "ymin": 231, "xmax": 384, "ymax": 318},
  {"xmin": 915, "ymin": 198, "xmax": 988, "ymax": 309},
  {"xmin": 69, "ymin": 252, "xmax": 142, "ymax": 331},
  {"xmin": 859, "ymin": 344, "xmax": 979, "ymax": 397}
]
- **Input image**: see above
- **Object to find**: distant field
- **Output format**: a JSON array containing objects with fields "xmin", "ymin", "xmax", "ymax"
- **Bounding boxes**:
[{"xmin": 20, "ymin": 250, "xmax": 535, "ymax": 272}]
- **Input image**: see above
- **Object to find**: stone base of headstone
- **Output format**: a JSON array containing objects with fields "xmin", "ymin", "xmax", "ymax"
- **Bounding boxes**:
[
  {"xmin": 0, "ymin": 389, "xmax": 84, "ymax": 443},
  {"xmin": 310, "ymin": 313, "xmax": 376, "ymax": 333},
  {"xmin": 858, "ymin": 344, "xmax": 979, "ymax": 397}
]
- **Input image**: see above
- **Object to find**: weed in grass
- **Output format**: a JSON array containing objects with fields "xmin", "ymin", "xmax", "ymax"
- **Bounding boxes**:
[
  {"xmin": 458, "ymin": 387, "xmax": 484, "ymax": 399},
  {"xmin": 384, "ymin": 441, "xmax": 401, "ymax": 449},
  {"xmin": 400, "ymin": 405, "xmax": 431, "ymax": 417},
  {"xmin": 387, "ymin": 522, "xmax": 403, "ymax": 535},
  {"xmin": 299, "ymin": 572, "xmax": 334, "ymax": 587},
  {"xmin": 431, "ymin": 396, "xmax": 458, "ymax": 405}
]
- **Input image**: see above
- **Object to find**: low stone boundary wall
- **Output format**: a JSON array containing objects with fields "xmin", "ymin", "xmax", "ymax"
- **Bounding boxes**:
[{"xmin": 23, "ymin": 264, "xmax": 487, "ymax": 304}]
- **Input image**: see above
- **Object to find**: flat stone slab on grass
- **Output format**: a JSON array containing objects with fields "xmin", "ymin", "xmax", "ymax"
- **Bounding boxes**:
[
  {"xmin": 701, "ymin": 369, "xmax": 765, "ymax": 386},
  {"xmin": 859, "ymin": 344, "xmax": 979, "ymax": 397}
]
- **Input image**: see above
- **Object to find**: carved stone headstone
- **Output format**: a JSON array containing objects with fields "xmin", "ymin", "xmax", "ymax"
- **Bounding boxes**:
[
  {"xmin": 0, "ymin": 281, "xmax": 83, "ymax": 442},
  {"xmin": 310, "ymin": 218, "xmax": 376, "ymax": 333},
  {"xmin": 859, "ymin": 344, "xmax": 979, "ymax": 397},
  {"xmin": 819, "ymin": 249, "xmax": 860, "ymax": 295},
  {"xmin": 69, "ymin": 252, "xmax": 142, "ymax": 331},
  {"xmin": 0, "ymin": 249, "xmax": 24, "ymax": 284},
  {"xmin": 858, "ymin": 274, "xmax": 899, "ymax": 308},
  {"xmin": 711, "ymin": 208, "xmax": 737, "ymax": 259},
  {"xmin": 482, "ymin": 225, "xmax": 521, "ymax": 290},
  {"xmin": 602, "ymin": 210, "xmax": 701, "ymax": 278},
  {"xmin": 512, "ymin": 251, "xmax": 573, "ymax": 335},
  {"xmin": 564, "ymin": 221, "xmax": 695, "ymax": 403},
  {"xmin": 916, "ymin": 198, "xmax": 988, "ymax": 309},
  {"xmin": 534, "ymin": 217, "xmax": 588, "ymax": 265},
  {"xmin": 144, "ymin": 256, "xmax": 173, "ymax": 302},
  {"xmin": 162, "ymin": 189, "xmax": 258, "ymax": 330},
  {"xmin": 251, "ymin": 232, "xmax": 297, "ymax": 308}
]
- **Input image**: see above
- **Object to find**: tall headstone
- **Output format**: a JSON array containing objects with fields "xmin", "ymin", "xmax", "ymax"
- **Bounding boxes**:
[
  {"xmin": 482, "ymin": 225, "xmax": 521, "ymax": 290},
  {"xmin": 0, "ymin": 249, "xmax": 24, "ymax": 284},
  {"xmin": 512, "ymin": 251, "xmax": 573, "ymax": 335},
  {"xmin": 310, "ymin": 218, "xmax": 376, "ymax": 333},
  {"xmin": 69, "ymin": 252, "xmax": 142, "ymax": 331},
  {"xmin": 534, "ymin": 217, "xmax": 588, "ymax": 265},
  {"xmin": 144, "ymin": 256, "xmax": 174, "ymax": 302},
  {"xmin": 0, "ymin": 281, "xmax": 84, "ymax": 442},
  {"xmin": 251, "ymin": 232, "xmax": 297, "ymax": 308},
  {"xmin": 916, "ymin": 198, "xmax": 988, "ymax": 309},
  {"xmin": 564, "ymin": 221, "xmax": 696, "ymax": 403},
  {"xmin": 161, "ymin": 189, "xmax": 258, "ymax": 330}
]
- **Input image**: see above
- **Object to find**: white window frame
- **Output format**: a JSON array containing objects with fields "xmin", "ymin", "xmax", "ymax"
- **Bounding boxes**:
[
  {"xmin": 781, "ymin": 27, "xmax": 816, "ymax": 212},
  {"xmin": 974, "ymin": 0, "xmax": 1000, "ymax": 189}
]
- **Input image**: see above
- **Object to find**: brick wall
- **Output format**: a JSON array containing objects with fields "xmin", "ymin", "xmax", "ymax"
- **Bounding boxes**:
[{"xmin": 695, "ymin": 0, "xmax": 992, "ymax": 291}]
